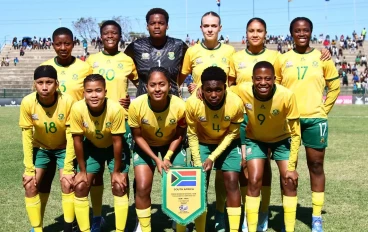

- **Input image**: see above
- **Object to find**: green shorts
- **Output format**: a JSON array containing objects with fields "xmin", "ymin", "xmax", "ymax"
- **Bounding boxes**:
[
  {"xmin": 245, "ymin": 138, "xmax": 290, "ymax": 161},
  {"xmin": 132, "ymin": 144, "xmax": 188, "ymax": 167},
  {"xmin": 199, "ymin": 139, "xmax": 242, "ymax": 172},
  {"xmin": 33, "ymin": 148, "xmax": 65, "ymax": 169},
  {"xmin": 78, "ymin": 139, "xmax": 130, "ymax": 174},
  {"xmin": 240, "ymin": 114, "xmax": 249, "ymax": 145},
  {"xmin": 300, "ymin": 118, "xmax": 328, "ymax": 149}
]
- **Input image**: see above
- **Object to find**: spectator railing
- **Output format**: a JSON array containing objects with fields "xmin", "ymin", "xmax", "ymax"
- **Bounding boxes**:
[{"xmin": 0, "ymin": 89, "xmax": 32, "ymax": 98}]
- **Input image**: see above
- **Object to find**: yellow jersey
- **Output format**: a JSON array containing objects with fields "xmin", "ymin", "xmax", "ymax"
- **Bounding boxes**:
[
  {"xmin": 41, "ymin": 57, "xmax": 92, "ymax": 101},
  {"xmin": 274, "ymin": 49, "xmax": 339, "ymax": 118},
  {"xmin": 128, "ymin": 94, "xmax": 186, "ymax": 147},
  {"xmin": 70, "ymin": 99, "xmax": 126, "ymax": 148},
  {"xmin": 181, "ymin": 43, "xmax": 235, "ymax": 84},
  {"xmin": 19, "ymin": 92, "xmax": 75, "ymax": 149},
  {"xmin": 86, "ymin": 51, "xmax": 138, "ymax": 102},
  {"xmin": 237, "ymin": 82, "xmax": 300, "ymax": 142},
  {"xmin": 231, "ymin": 48, "xmax": 280, "ymax": 84},
  {"xmin": 186, "ymin": 90, "xmax": 244, "ymax": 163}
]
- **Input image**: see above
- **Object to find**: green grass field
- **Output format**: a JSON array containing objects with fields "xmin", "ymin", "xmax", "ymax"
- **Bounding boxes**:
[{"xmin": 1, "ymin": 105, "xmax": 367, "ymax": 232}]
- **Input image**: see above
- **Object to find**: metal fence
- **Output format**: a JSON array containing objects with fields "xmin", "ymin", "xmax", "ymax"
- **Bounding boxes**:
[{"xmin": 0, "ymin": 89, "xmax": 32, "ymax": 98}]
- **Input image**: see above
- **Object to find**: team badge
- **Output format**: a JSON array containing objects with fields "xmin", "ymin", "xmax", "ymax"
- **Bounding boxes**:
[
  {"xmin": 261, "ymin": 104, "xmax": 266, "ymax": 109},
  {"xmin": 142, "ymin": 53, "xmax": 150, "ymax": 60},
  {"xmin": 222, "ymin": 57, "xmax": 227, "ymax": 63},
  {"xmin": 245, "ymin": 103, "xmax": 253, "ymax": 110},
  {"xmin": 246, "ymin": 147, "xmax": 252, "ymax": 155},
  {"xmin": 312, "ymin": 61, "xmax": 319, "ymax": 67},
  {"xmin": 94, "ymin": 121, "xmax": 99, "ymax": 126},
  {"xmin": 195, "ymin": 58, "xmax": 203, "ymax": 65},
  {"xmin": 117, "ymin": 63, "xmax": 124, "ymax": 69},
  {"xmin": 169, "ymin": 119, "xmax": 176, "ymax": 124},
  {"xmin": 211, "ymin": 63, "xmax": 218, "ymax": 67},
  {"xmin": 320, "ymin": 137, "xmax": 325, "ymax": 143},
  {"xmin": 31, "ymin": 114, "xmax": 39, "ymax": 120},
  {"xmin": 158, "ymin": 116, "xmax": 163, "ymax": 121},
  {"xmin": 141, "ymin": 118, "xmax": 149, "ymax": 124},
  {"xmin": 72, "ymin": 74, "xmax": 78, "ymax": 80},
  {"xmin": 214, "ymin": 114, "xmax": 219, "ymax": 119},
  {"xmin": 224, "ymin": 116, "xmax": 231, "ymax": 121},
  {"xmin": 58, "ymin": 114, "xmax": 64, "ymax": 120},
  {"xmin": 168, "ymin": 52, "xmax": 175, "ymax": 60},
  {"xmin": 156, "ymin": 51, "xmax": 161, "ymax": 57},
  {"xmin": 61, "ymin": 71, "xmax": 66, "ymax": 75},
  {"xmin": 286, "ymin": 61, "xmax": 293, "ymax": 68},
  {"xmin": 106, "ymin": 122, "xmax": 112, "ymax": 128},
  {"xmin": 83, "ymin": 122, "xmax": 89, "ymax": 128},
  {"xmin": 198, "ymin": 116, "xmax": 207, "ymax": 122},
  {"xmin": 238, "ymin": 62, "xmax": 246, "ymax": 69},
  {"xmin": 93, "ymin": 62, "xmax": 99, "ymax": 68},
  {"xmin": 210, "ymin": 54, "xmax": 215, "ymax": 59},
  {"xmin": 106, "ymin": 60, "xmax": 111, "ymax": 64},
  {"xmin": 272, "ymin": 109, "xmax": 280, "ymax": 116}
]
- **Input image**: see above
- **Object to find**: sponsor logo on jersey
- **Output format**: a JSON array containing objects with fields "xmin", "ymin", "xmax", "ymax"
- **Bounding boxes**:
[
  {"xmin": 222, "ymin": 57, "xmax": 227, "ymax": 63},
  {"xmin": 31, "ymin": 114, "xmax": 39, "ymax": 120},
  {"xmin": 210, "ymin": 54, "xmax": 215, "ymax": 59},
  {"xmin": 238, "ymin": 62, "xmax": 246, "ymax": 69},
  {"xmin": 117, "ymin": 63, "xmax": 124, "ymax": 69},
  {"xmin": 198, "ymin": 116, "xmax": 207, "ymax": 122},
  {"xmin": 141, "ymin": 118, "xmax": 149, "ymax": 124},
  {"xmin": 213, "ymin": 114, "xmax": 219, "ymax": 119},
  {"xmin": 261, "ymin": 104, "xmax": 266, "ymax": 109},
  {"xmin": 83, "ymin": 122, "xmax": 89, "ymax": 128},
  {"xmin": 156, "ymin": 51, "xmax": 161, "ymax": 57},
  {"xmin": 169, "ymin": 119, "xmax": 176, "ymax": 124},
  {"xmin": 142, "ymin": 53, "xmax": 150, "ymax": 60},
  {"xmin": 72, "ymin": 74, "xmax": 78, "ymax": 80},
  {"xmin": 61, "ymin": 71, "xmax": 66, "ymax": 75},
  {"xmin": 272, "ymin": 109, "xmax": 280, "ymax": 116},
  {"xmin": 93, "ymin": 62, "xmax": 99, "ymax": 68},
  {"xmin": 286, "ymin": 61, "xmax": 293, "ymax": 68},
  {"xmin": 245, "ymin": 103, "xmax": 252, "ymax": 110},
  {"xmin": 195, "ymin": 58, "xmax": 203, "ymax": 65},
  {"xmin": 94, "ymin": 121, "xmax": 99, "ymax": 126},
  {"xmin": 312, "ymin": 61, "xmax": 319, "ymax": 67},
  {"xmin": 106, "ymin": 122, "xmax": 112, "ymax": 128},
  {"xmin": 168, "ymin": 52, "xmax": 175, "ymax": 60},
  {"xmin": 224, "ymin": 116, "xmax": 231, "ymax": 121},
  {"xmin": 58, "ymin": 114, "xmax": 64, "ymax": 120}
]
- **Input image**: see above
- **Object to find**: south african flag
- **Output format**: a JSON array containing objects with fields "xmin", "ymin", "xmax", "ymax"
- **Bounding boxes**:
[{"xmin": 171, "ymin": 171, "xmax": 196, "ymax": 187}]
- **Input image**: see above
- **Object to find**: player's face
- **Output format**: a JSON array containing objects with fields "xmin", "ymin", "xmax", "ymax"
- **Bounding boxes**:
[
  {"xmin": 84, "ymin": 81, "xmax": 107, "ymax": 110},
  {"xmin": 200, "ymin": 15, "xmax": 222, "ymax": 42},
  {"xmin": 53, "ymin": 34, "xmax": 74, "ymax": 60},
  {"xmin": 247, "ymin": 20, "xmax": 266, "ymax": 47},
  {"xmin": 202, "ymin": 80, "xmax": 225, "ymax": 106},
  {"xmin": 101, "ymin": 25, "xmax": 121, "ymax": 50},
  {"xmin": 252, "ymin": 67, "xmax": 275, "ymax": 100},
  {"xmin": 292, "ymin": 20, "xmax": 312, "ymax": 47},
  {"xmin": 147, "ymin": 71, "xmax": 169, "ymax": 101},
  {"xmin": 147, "ymin": 14, "xmax": 168, "ymax": 39},
  {"xmin": 34, "ymin": 77, "xmax": 58, "ymax": 98}
]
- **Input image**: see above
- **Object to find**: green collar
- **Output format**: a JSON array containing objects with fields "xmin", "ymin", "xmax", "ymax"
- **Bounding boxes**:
[
  {"xmin": 200, "ymin": 42, "xmax": 222, "ymax": 50},
  {"xmin": 148, "ymin": 95, "xmax": 171, "ymax": 113},
  {"xmin": 252, "ymin": 84, "xmax": 277, "ymax": 102},
  {"xmin": 245, "ymin": 48, "xmax": 266, "ymax": 56},
  {"xmin": 293, "ymin": 48, "xmax": 315, "ymax": 55},
  {"xmin": 102, "ymin": 50, "xmax": 120, "ymax": 56},
  {"xmin": 53, "ymin": 56, "xmax": 76, "ymax": 67}
]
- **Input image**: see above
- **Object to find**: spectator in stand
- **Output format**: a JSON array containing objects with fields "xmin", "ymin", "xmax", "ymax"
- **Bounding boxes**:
[
  {"xmin": 355, "ymin": 55, "xmax": 361, "ymax": 66},
  {"xmin": 347, "ymin": 63, "xmax": 352, "ymax": 74},
  {"xmin": 185, "ymin": 34, "xmax": 190, "ymax": 45},
  {"xmin": 323, "ymin": 39, "xmax": 330, "ymax": 49},
  {"xmin": 1, "ymin": 58, "xmax": 6, "ymax": 67},
  {"xmin": 82, "ymin": 39, "xmax": 88, "ymax": 56},
  {"xmin": 225, "ymin": 35, "xmax": 229, "ymax": 44},
  {"xmin": 22, "ymin": 40, "xmax": 27, "ymax": 49},
  {"xmin": 45, "ymin": 40, "xmax": 51, "ymax": 49},
  {"xmin": 338, "ymin": 48, "xmax": 343, "ymax": 57},
  {"xmin": 362, "ymin": 28, "xmax": 367, "ymax": 41},
  {"xmin": 335, "ymin": 56, "xmax": 341, "ymax": 67},
  {"xmin": 14, "ymin": 57, "xmax": 19, "ymax": 66},
  {"xmin": 361, "ymin": 55, "xmax": 367, "ymax": 68},
  {"xmin": 357, "ymin": 35, "xmax": 364, "ymax": 47},
  {"xmin": 5, "ymin": 57, "xmax": 10, "ymax": 66},
  {"xmin": 20, "ymin": 47, "xmax": 25, "ymax": 56},
  {"xmin": 277, "ymin": 43, "xmax": 282, "ymax": 53},
  {"xmin": 32, "ymin": 37, "xmax": 38, "ymax": 49},
  {"xmin": 13, "ymin": 40, "xmax": 19, "ymax": 50},
  {"xmin": 312, "ymin": 35, "xmax": 317, "ymax": 44},
  {"xmin": 352, "ymin": 64, "xmax": 358, "ymax": 75},
  {"xmin": 242, "ymin": 36, "xmax": 245, "ymax": 44},
  {"xmin": 91, "ymin": 37, "xmax": 96, "ymax": 46},
  {"xmin": 341, "ymin": 71, "xmax": 348, "ymax": 86}
]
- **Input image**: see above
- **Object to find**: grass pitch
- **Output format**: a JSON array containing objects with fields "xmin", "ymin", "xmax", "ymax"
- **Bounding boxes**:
[{"xmin": 1, "ymin": 105, "xmax": 367, "ymax": 231}]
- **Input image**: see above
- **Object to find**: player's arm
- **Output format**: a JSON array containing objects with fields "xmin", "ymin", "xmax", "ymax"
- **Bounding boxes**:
[
  {"xmin": 178, "ymin": 43, "xmax": 190, "ymax": 86},
  {"xmin": 274, "ymin": 56, "xmax": 283, "ymax": 84},
  {"xmin": 111, "ymin": 106, "xmax": 126, "ymax": 171},
  {"xmin": 128, "ymin": 59, "xmax": 139, "ymax": 88},
  {"xmin": 63, "ymin": 126, "xmax": 75, "ymax": 175},
  {"xmin": 179, "ymin": 47, "xmax": 192, "ymax": 86},
  {"xmin": 228, "ymin": 50, "xmax": 236, "ymax": 86},
  {"xmin": 19, "ymin": 101, "xmax": 35, "ymax": 176},
  {"xmin": 69, "ymin": 104, "xmax": 86, "ymax": 172},
  {"xmin": 286, "ymin": 93, "xmax": 301, "ymax": 171},
  {"xmin": 185, "ymin": 101, "xmax": 201, "ymax": 166},
  {"xmin": 209, "ymin": 103, "xmax": 244, "ymax": 162},
  {"xmin": 323, "ymin": 60, "xmax": 341, "ymax": 114},
  {"xmin": 73, "ymin": 134, "xmax": 85, "ymax": 171},
  {"xmin": 164, "ymin": 118, "xmax": 187, "ymax": 161}
]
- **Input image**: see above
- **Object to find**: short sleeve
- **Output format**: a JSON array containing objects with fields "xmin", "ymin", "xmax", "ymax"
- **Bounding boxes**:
[
  {"xmin": 323, "ymin": 60, "xmax": 339, "ymax": 81},
  {"xmin": 111, "ymin": 106, "xmax": 126, "ymax": 134},
  {"xmin": 19, "ymin": 98, "xmax": 33, "ymax": 129},
  {"xmin": 128, "ymin": 102, "xmax": 140, "ymax": 128},
  {"xmin": 286, "ymin": 92, "xmax": 300, "ymax": 120},
  {"xmin": 274, "ymin": 56, "xmax": 283, "ymax": 84},
  {"xmin": 181, "ymin": 47, "xmax": 192, "ymax": 76}
]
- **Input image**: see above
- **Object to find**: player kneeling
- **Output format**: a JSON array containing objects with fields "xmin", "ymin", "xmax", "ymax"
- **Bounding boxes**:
[
  {"xmin": 71, "ymin": 74, "xmax": 129, "ymax": 232},
  {"xmin": 20, "ymin": 65, "xmax": 76, "ymax": 232},
  {"xmin": 186, "ymin": 66, "xmax": 244, "ymax": 232},
  {"xmin": 236, "ymin": 61, "xmax": 301, "ymax": 232}
]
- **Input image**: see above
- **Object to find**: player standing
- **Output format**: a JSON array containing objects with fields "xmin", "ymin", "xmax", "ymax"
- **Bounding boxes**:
[
  {"xmin": 71, "ymin": 74, "xmax": 129, "ymax": 232},
  {"xmin": 275, "ymin": 17, "xmax": 340, "ymax": 232},
  {"xmin": 128, "ymin": 67, "xmax": 188, "ymax": 232},
  {"xmin": 186, "ymin": 67, "xmax": 244, "ymax": 232},
  {"xmin": 236, "ymin": 61, "xmax": 300, "ymax": 232},
  {"xmin": 124, "ymin": 8, "xmax": 188, "ymax": 97},
  {"xmin": 20, "ymin": 65, "xmax": 76, "ymax": 232}
]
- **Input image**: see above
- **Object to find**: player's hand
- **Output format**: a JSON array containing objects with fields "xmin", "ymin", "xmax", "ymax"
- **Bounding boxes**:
[
  {"xmin": 73, "ymin": 172, "xmax": 88, "ymax": 188},
  {"xmin": 163, "ymin": 159, "xmax": 172, "ymax": 170},
  {"xmin": 320, "ymin": 48, "xmax": 331, "ymax": 61},
  {"xmin": 241, "ymin": 158, "xmax": 247, "ymax": 169},
  {"xmin": 284, "ymin": 170, "xmax": 299, "ymax": 187},
  {"xmin": 188, "ymin": 83, "xmax": 197, "ymax": 94},
  {"xmin": 196, "ymin": 87, "xmax": 203, "ymax": 101},
  {"xmin": 23, "ymin": 173, "xmax": 36, "ymax": 187},
  {"xmin": 111, "ymin": 172, "xmax": 127, "ymax": 190},
  {"xmin": 60, "ymin": 174, "xmax": 75, "ymax": 187},
  {"xmin": 156, "ymin": 160, "xmax": 168, "ymax": 175},
  {"xmin": 119, "ymin": 95, "xmax": 131, "ymax": 110},
  {"xmin": 202, "ymin": 158, "xmax": 213, "ymax": 172}
]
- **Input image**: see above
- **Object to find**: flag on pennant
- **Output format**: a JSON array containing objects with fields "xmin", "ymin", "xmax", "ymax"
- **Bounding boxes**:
[
  {"xmin": 288, "ymin": 0, "xmax": 292, "ymax": 2},
  {"xmin": 216, "ymin": 0, "xmax": 221, "ymax": 6},
  {"xmin": 171, "ymin": 171, "xmax": 197, "ymax": 187}
]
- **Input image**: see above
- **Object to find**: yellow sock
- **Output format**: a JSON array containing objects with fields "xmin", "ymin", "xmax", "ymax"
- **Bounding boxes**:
[
  {"xmin": 246, "ymin": 196, "xmax": 260, "ymax": 232},
  {"xmin": 25, "ymin": 195, "xmax": 42, "ymax": 231},
  {"xmin": 114, "ymin": 195, "xmax": 129, "ymax": 232},
  {"xmin": 260, "ymin": 186, "xmax": 271, "ymax": 213},
  {"xmin": 39, "ymin": 192, "xmax": 49, "ymax": 222},
  {"xmin": 136, "ymin": 207, "xmax": 151, "ymax": 232},
  {"xmin": 283, "ymin": 196, "xmax": 298, "ymax": 232},
  {"xmin": 227, "ymin": 207, "xmax": 241, "ymax": 232},
  {"xmin": 176, "ymin": 223, "xmax": 187, "ymax": 232},
  {"xmin": 215, "ymin": 171, "xmax": 226, "ymax": 213},
  {"xmin": 74, "ymin": 196, "xmax": 90, "ymax": 232},
  {"xmin": 90, "ymin": 185, "xmax": 104, "ymax": 217},
  {"xmin": 62, "ymin": 192, "xmax": 75, "ymax": 223},
  {"xmin": 194, "ymin": 210, "xmax": 207, "ymax": 232},
  {"xmin": 312, "ymin": 192, "xmax": 324, "ymax": 216},
  {"xmin": 240, "ymin": 186, "xmax": 247, "ymax": 206}
]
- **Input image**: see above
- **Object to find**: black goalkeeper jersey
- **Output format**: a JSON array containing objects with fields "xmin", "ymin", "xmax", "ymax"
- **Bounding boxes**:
[{"xmin": 124, "ymin": 37, "xmax": 188, "ymax": 97}]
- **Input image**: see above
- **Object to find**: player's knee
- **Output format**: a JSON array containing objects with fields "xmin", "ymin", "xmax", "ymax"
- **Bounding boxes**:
[
  {"xmin": 74, "ymin": 181, "xmax": 89, "ymax": 196},
  {"xmin": 60, "ymin": 178, "xmax": 72, "ymax": 193},
  {"xmin": 224, "ymin": 174, "xmax": 239, "ymax": 191},
  {"xmin": 308, "ymin": 160, "xmax": 324, "ymax": 175},
  {"xmin": 112, "ymin": 182, "xmax": 125, "ymax": 197},
  {"xmin": 247, "ymin": 175, "xmax": 262, "ymax": 194},
  {"xmin": 135, "ymin": 182, "xmax": 152, "ymax": 198},
  {"xmin": 24, "ymin": 182, "xmax": 38, "ymax": 196}
]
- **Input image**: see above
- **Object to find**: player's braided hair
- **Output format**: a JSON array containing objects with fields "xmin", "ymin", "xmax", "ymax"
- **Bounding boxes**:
[
  {"xmin": 253, "ymin": 61, "xmax": 275, "ymax": 76},
  {"xmin": 201, "ymin": 11, "xmax": 221, "ymax": 25},
  {"xmin": 84, "ymin": 74, "xmax": 106, "ymax": 88},
  {"xmin": 146, "ymin": 8, "xmax": 169, "ymax": 23},
  {"xmin": 201, "ymin": 66, "xmax": 226, "ymax": 84},
  {"xmin": 148, "ymin": 67, "xmax": 170, "ymax": 82},
  {"xmin": 100, "ymin": 20, "xmax": 122, "ymax": 36},
  {"xmin": 289, "ymin": 17, "xmax": 313, "ymax": 34},
  {"xmin": 52, "ymin": 27, "xmax": 73, "ymax": 41}
]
